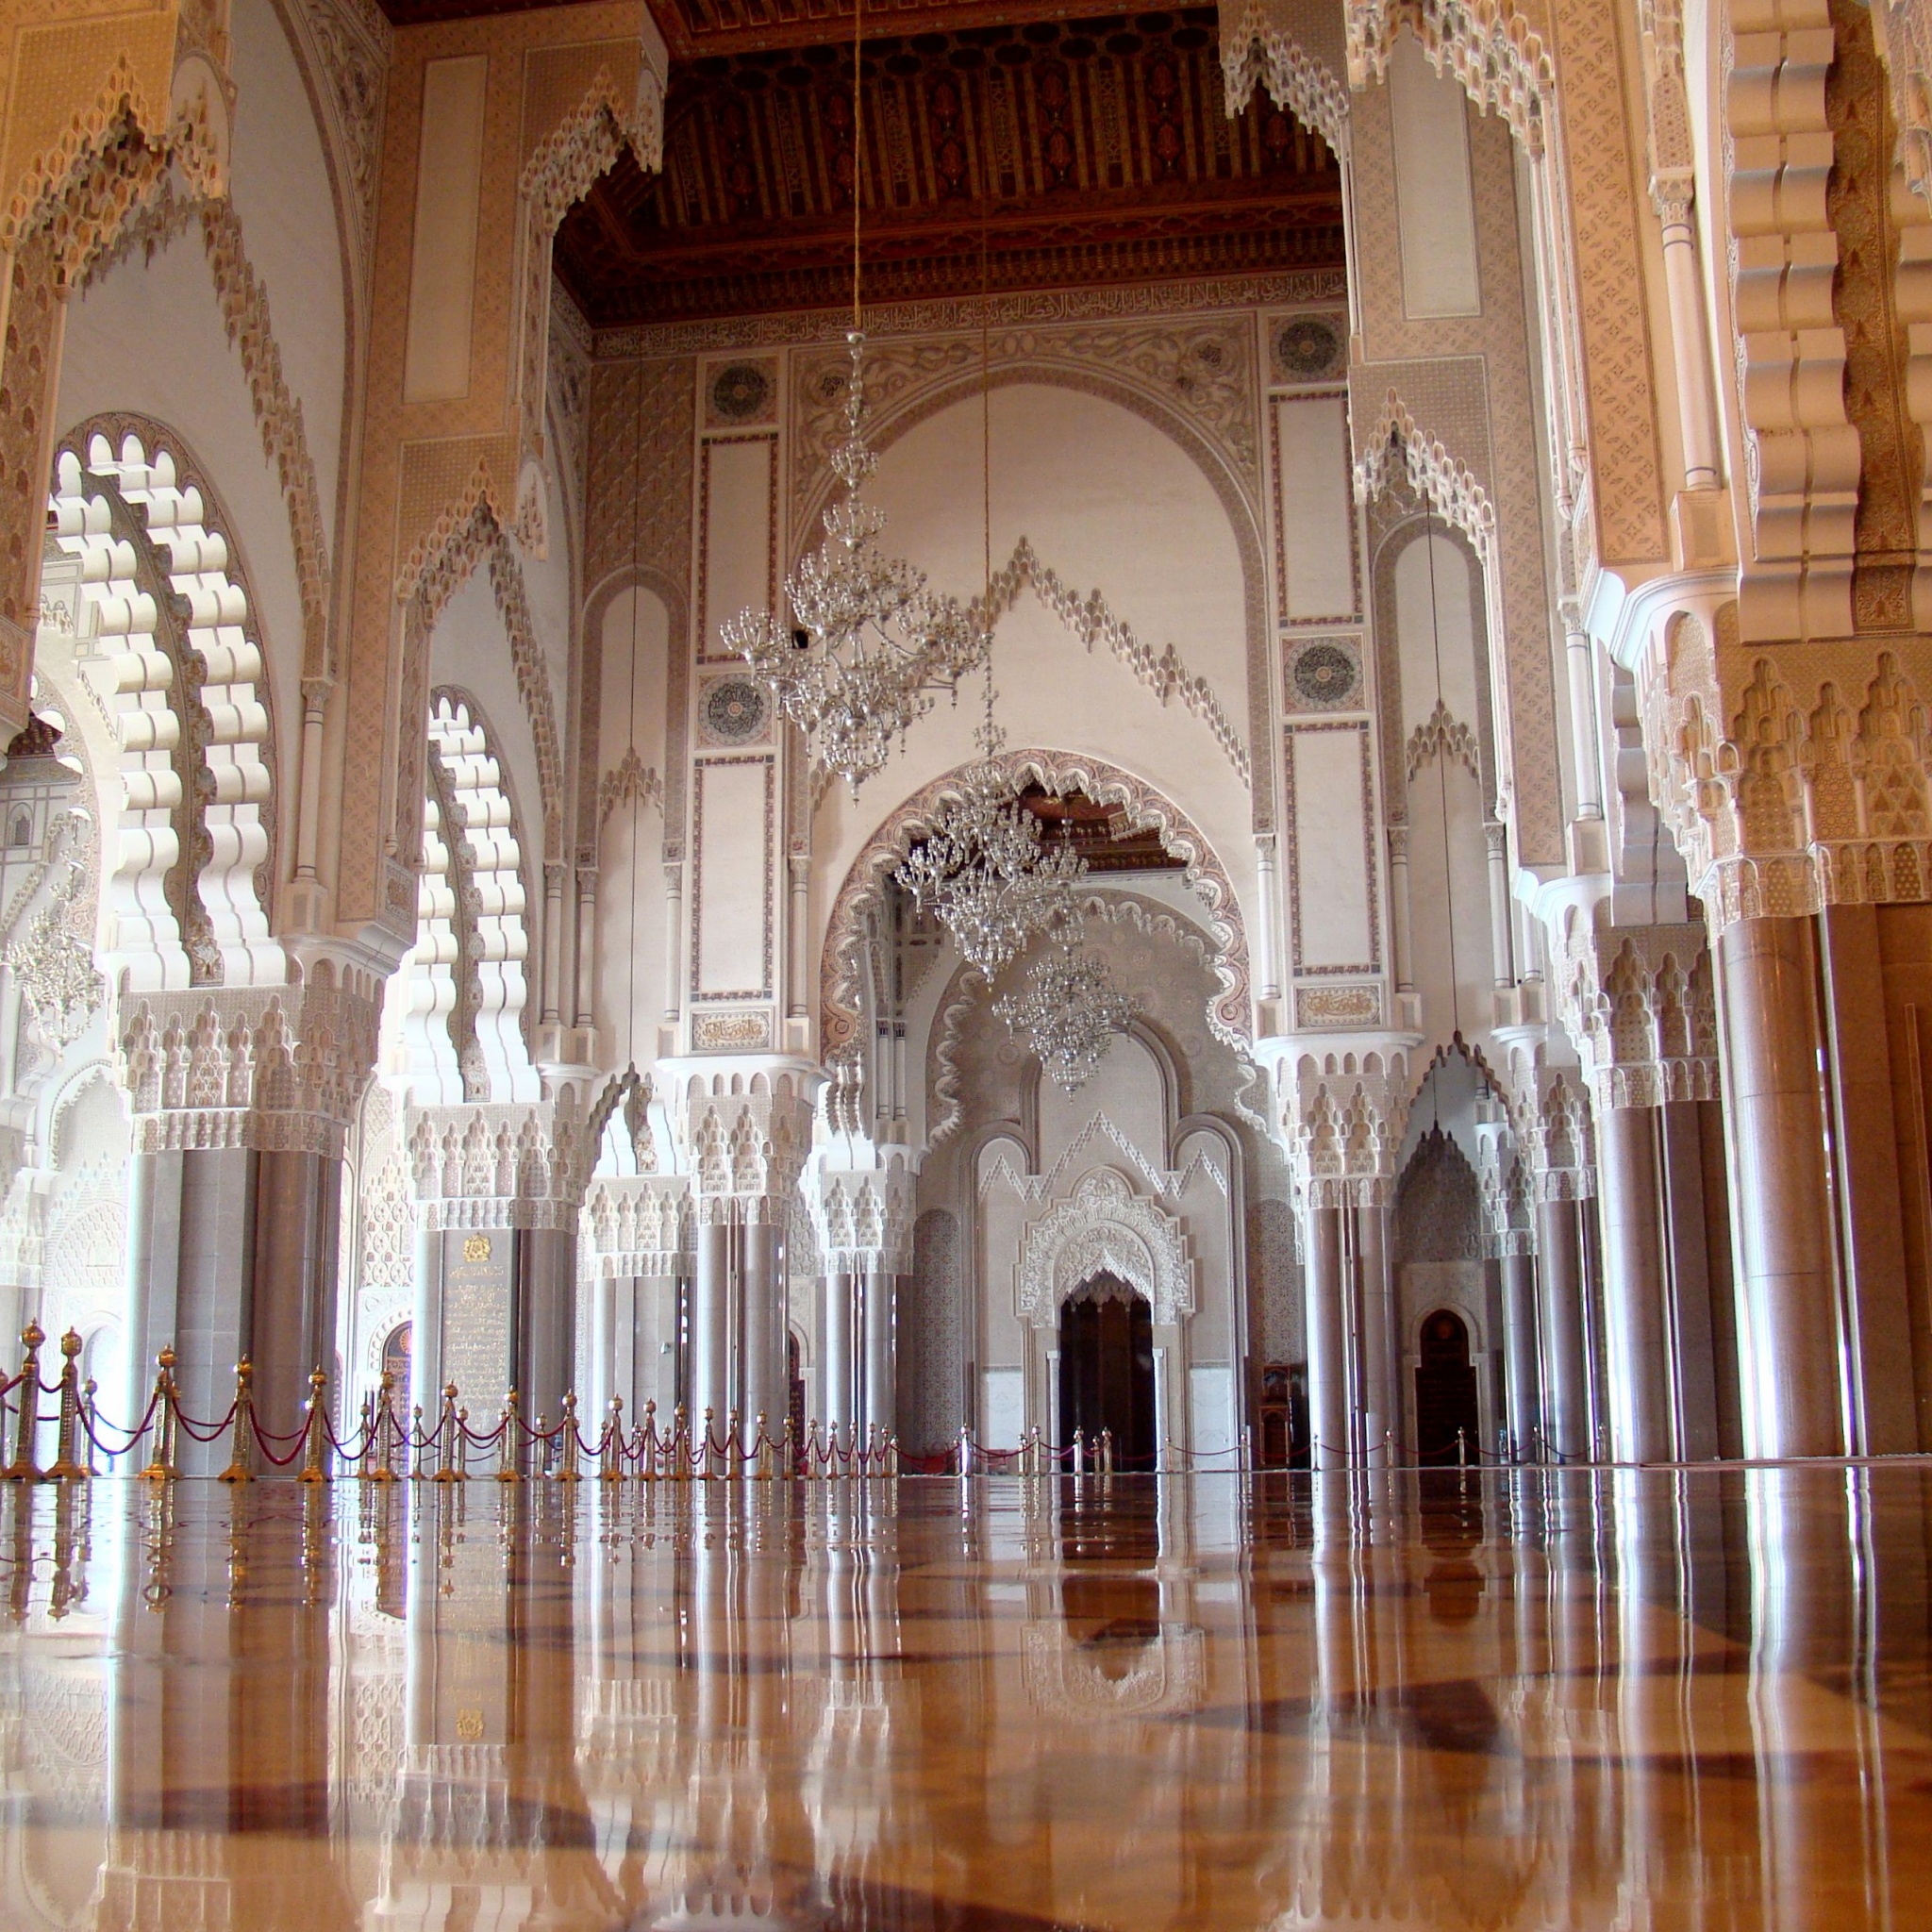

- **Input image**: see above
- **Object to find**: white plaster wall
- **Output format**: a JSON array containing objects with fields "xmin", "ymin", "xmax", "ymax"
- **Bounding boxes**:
[
  {"xmin": 228, "ymin": 0, "xmax": 347, "ymax": 522},
  {"xmin": 521, "ymin": 464, "xmax": 575, "ymax": 733},
  {"xmin": 61, "ymin": 236, "xmax": 308, "ymax": 865},
  {"xmin": 1037, "ymin": 1030, "xmax": 1165, "ymax": 1175},
  {"xmin": 1395, "ymin": 532, "xmax": 1482, "ymax": 739},
  {"xmin": 810, "ymin": 383, "xmax": 1257, "ymax": 970},
  {"xmin": 427, "ymin": 568, "xmax": 543, "ymax": 878},
  {"xmin": 592, "ymin": 584, "xmax": 671, "ymax": 1059},
  {"xmin": 58, "ymin": 2, "xmax": 349, "ymax": 875}
]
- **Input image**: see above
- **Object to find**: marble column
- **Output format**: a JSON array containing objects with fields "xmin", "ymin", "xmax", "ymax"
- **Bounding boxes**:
[
  {"xmin": 120, "ymin": 1147, "xmax": 176, "ymax": 1453},
  {"xmin": 1355, "ymin": 1197, "xmax": 1399, "ymax": 1464},
  {"xmin": 249, "ymin": 1148, "xmax": 342, "ymax": 1443},
  {"xmin": 1653, "ymin": 182, "xmax": 1722, "ymax": 490},
  {"xmin": 410, "ymin": 1224, "xmax": 443, "ymax": 1430},
  {"xmin": 1501, "ymin": 1250, "xmax": 1541, "ymax": 1460},
  {"xmin": 862, "ymin": 1261, "xmax": 897, "ymax": 1444},
  {"xmin": 1717, "ymin": 916, "xmax": 1841, "ymax": 1457},
  {"xmin": 824, "ymin": 1266, "xmax": 857, "ymax": 1437},
  {"xmin": 1304, "ymin": 1200, "xmax": 1350, "ymax": 1472},
  {"xmin": 517, "ymin": 1226, "xmax": 576, "ymax": 1430},
  {"xmin": 1658, "ymin": 1099, "xmax": 1724, "ymax": 1462},
  {"xmin": 741, "ymin": 1207, "xmax": 786, "ymax": 1446},
  {"xmin": 1596, "ymin": 1104, "xmax": 1674, "ymax": 1463},
  {"xmin": 692, "ymin": 1209, "xmax": 733, "ymax": 1440},
  {"xmin": 1537, "ymin": 1195, "xmax": 1592, "ymax": 1462},
  {"xmin": 173, "ymin": 1148, "xmax": 258, "ymax": 1474}
]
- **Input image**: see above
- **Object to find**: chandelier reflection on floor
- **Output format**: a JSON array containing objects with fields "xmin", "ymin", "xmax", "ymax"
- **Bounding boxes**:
[{"xmin": 722, "ymin": 331, "xmax": 989, "ymax": 793}]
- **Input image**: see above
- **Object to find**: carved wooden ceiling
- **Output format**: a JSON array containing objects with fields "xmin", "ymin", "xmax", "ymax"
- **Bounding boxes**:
[{"xmin": 547, "ymin": 8, "xmax": 1342, "ymax": 327}]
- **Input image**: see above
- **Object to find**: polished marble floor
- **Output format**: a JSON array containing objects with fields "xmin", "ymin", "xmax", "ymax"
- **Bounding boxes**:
[{"xmin": 3, "ymin": 1468, "xmax": 1932, "ymax": 1928}]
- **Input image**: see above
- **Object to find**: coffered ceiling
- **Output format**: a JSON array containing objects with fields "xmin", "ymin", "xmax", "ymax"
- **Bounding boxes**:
[
  {"xmin": 375, "ymin": 5, "xmax": 1342, "ymax": 328},
  {"xmin": 554, "ymin": 9, "xmax": 1342, "ymax": 327}
]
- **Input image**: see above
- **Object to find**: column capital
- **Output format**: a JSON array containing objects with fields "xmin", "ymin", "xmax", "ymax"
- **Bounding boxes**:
[
  {"xmin": 1257, "ymin": 1032, "xmax": 1421, "ymax": 1206},
  {"xmin": 1549, "ymin": 915, "xmax": 1721, "ymax": 1111},
  {"xmin": 116, "ymin": 969, "xmax": 384, "ymax": 1160},
  {"xmin": 405, "ymin": 1092, "xmax": 596, "ymax": 1232},
  {"xmin": 658, "ymin": 1054, "xmax": 820, "ymax": 1203}
]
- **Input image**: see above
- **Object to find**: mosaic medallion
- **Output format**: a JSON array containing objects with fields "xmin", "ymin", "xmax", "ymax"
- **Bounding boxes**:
[
  {"xmin": 1274, "ymin": 316, "xmax": 1342, "ymax": 382},
  {"xmin": 709, "ymin": 361, "xmax": 773, "ymax": 424},
  {"xmin": 701, "ymin": 676, "xmax": 770, "ymax": 744},
  {"xmin": 1290, "ymin": 639, "xmax": 1360, "ymax": 709}
]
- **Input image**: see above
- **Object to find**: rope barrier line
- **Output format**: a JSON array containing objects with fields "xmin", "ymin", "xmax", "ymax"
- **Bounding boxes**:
[{"xmin": 0, "ymin": 1324, "xmax": 1715, "ymax": 1483}]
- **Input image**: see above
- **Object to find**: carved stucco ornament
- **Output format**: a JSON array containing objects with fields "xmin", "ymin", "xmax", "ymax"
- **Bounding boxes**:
[{"xmin": 1014, "ymin": 1167, "xmax": 1195, "ymax": 1327}]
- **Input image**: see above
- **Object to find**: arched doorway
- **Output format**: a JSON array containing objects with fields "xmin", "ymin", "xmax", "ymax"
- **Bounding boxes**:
[
  {"xmin": 1415, "ymin": 1307, "xmax": 1479, "ymax": 1466},
  {"xmin": 1058, "ymin": 1275, "xmax": 1155, "ymax": 1469},
  {"xmin": 382, "ymin": 1322, "xmax": 412, "ymax": 1410}
]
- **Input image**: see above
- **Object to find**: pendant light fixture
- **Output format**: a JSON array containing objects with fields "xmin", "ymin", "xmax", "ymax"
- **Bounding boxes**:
[{"xmin": 722, "ymin": 0, "xmax": 989, "ymax": 794}]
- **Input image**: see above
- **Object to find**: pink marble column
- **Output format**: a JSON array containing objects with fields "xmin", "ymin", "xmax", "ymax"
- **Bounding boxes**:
[
  {"xmin": 1596, "ymin": 1104, "xmax": 1674, "ymax": 1463},
  {"xmin": 1717, "ymin": 916, "xmax": 1841, "ymax": 1458}
]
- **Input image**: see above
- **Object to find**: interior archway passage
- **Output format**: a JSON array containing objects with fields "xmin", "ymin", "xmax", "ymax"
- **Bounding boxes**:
[
  {"xmin": 1058, "ymin": 1275, "xmax": 1156, "ymax": 1470},
  {"xmin": 1414, "ymin": 1307, "xmax": 1480, "ymax": 1467}
]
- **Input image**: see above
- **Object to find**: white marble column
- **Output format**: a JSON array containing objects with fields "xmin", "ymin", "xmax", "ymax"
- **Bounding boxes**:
[
  {"xmin": 1304, "ymin": 1199, "xmax": 1350, "ymax": 1472},
  {"xmin": 1500, "ymin": 1250, "xmax": 1541, "ymax": 1460},
  {"xmin": 741, "ymin": 1205, "xmax": 786, "ymax": 1445},
  {"xmin": 1537, "ymin": 1194, "xmax": 1592, "ymax": 1463},
  {"xmin": 692, "ymin": 1208, "xmax": 733, "ymax": 1438},
  {"xmin": 1653, "ymin": 181, "xmax": 1721, "ymax": 490},
  {"xmin": 824, "ymin": 1266, "xmax": 857, "ymax": 1437},
  {"xmin": 1355, "ymin": 1196, "xmax": 1398, "ymax": 1465},
  {"xmin": 411, "ymin": 1223, "xmax": 443, "ymax": 1427},
  {"xmin": 861, "ymin": 1261, "xmax": 896, "ymax": 1443}
]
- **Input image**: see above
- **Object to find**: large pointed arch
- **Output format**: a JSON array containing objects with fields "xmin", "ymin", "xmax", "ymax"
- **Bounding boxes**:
[{"xmin": 821, "ymin": 750, "xmax": 1252, "ymax": 1065}]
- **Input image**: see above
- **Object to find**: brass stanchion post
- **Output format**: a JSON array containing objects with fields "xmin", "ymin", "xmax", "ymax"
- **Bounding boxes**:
[
  {"xmin": 371, "ymin": 1370, "xmax": 398, "ymax": 1483},
  {"xmin": 602, "ymin": 1395, "xmax": 625, "ymax": 1482},
  {"xmin": 558, "ymin": 1392, "xmax": 582, "ymax": 1482},
  {"xmin": 4, "ymin": 1324, "xmax": 46, "ymax": 1480},
  {"xmin": 297, "ymin": 1368, "xmax": 330, "ymax": 1482},
  {"xmin": 46, "ymin": 1330, "xmax": 87, "ymax": 1482},
  {"xmin": 218, "ymin": 1359, "xmax": 255, "ymax": 1483},
  {"xmin": 434, "ymin": 1385, "xmax": 460, "ymax": 1483},
  {"xmin": 496, "ymin": 1390, "xmax": 522, "ymax": 1483},
  {"xmin": 141, "ymin": 1347, "xmax": 180, "ymax": 1482}
]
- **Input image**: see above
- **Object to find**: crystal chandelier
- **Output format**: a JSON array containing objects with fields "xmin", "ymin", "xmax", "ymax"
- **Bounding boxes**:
[
  {"xmin": 893, "ymin": 705, "xmax": 1088, "ymax": 978},
  {"xmin": 994, "ymin": 938, "xmax": 1135, "ymax": 1092},
  {"xmin": 719, "ymin": 0, "xmax": 988, "ymax": 794},
  {"xmin": 722, "ymin": 331, "xmax": 989, "ymax": 792}
]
